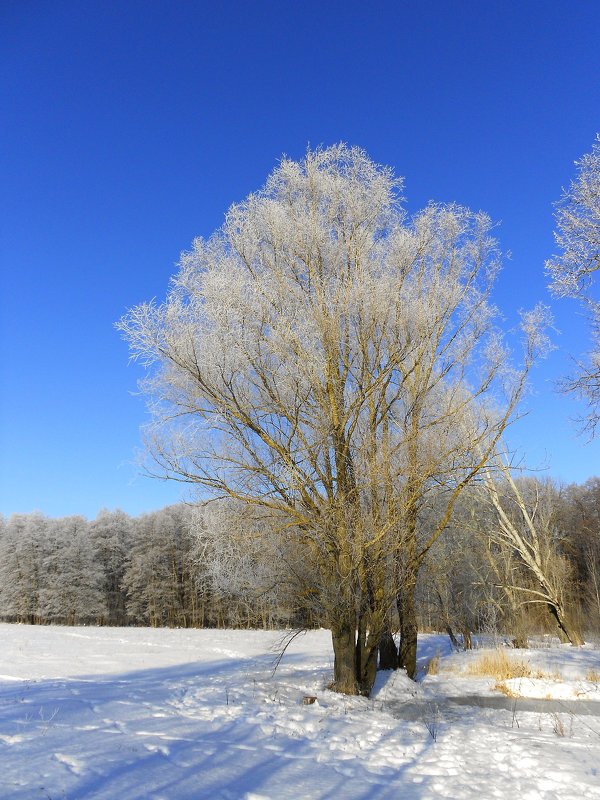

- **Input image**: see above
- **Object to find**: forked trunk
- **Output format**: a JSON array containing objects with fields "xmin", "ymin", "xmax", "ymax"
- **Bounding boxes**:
[{"xmin": 331, "ymin": 620, "xmax": 382, "ymax": 696}]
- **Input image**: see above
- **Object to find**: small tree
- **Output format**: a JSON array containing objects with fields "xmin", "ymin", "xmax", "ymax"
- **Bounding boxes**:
[
  {"xmin": 89, "ymin": 509, "xmax": 133, "ymax": 625},
  {"xmin": 547, "ymin": 134, "xmax": 600, "ymax": 433},
  {"xmin": 192, "ymin": 501, "xmax": 307, "ymax": 628}
]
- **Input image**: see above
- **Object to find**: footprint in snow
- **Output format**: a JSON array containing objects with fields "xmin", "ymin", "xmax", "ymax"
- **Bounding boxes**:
[
  {"xmin": 53, "ymin": 752, "xmax": 86, "ymax": 775},
  {"xmin": 0, "ymin": 734, "xmax": 24, "ymax": 745},
  {"xmin": 144, "ymin": 743, "xmax": 170, "ymax": 756}
]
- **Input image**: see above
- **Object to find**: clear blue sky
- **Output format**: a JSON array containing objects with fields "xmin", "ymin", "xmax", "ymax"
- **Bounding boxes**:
[{"xmin": 1, "ymin": 0, "xmax": 599, "ymax": 519}]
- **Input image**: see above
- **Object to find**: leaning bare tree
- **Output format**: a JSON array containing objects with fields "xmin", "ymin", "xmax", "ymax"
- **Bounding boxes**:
[
  {"xmin": 481, "ymin": 459, "xmax": 584, "ymax": 646},
  {"xmin": 119, "ymin": 145, "xmax": 547, "ymax": 695},
  {"xmin": 547, "ymin": 134, "xmax": 600, "ymax": 434}
]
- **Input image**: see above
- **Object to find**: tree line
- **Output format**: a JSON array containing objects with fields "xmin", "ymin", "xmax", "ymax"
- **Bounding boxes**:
[
  {"xmin": 0, "ymin": 503, "xmax": 296, "ymax": 630},
  {"xmin": 1, "ymin": 474, "xmax": 599, "ymax": 646}
]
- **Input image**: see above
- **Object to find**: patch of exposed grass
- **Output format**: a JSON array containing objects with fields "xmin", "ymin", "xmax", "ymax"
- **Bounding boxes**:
[
  {"xmin": 465, "ymin": 649, "xmax": 533, "ymax": 681},
  {"xmin": 586, "ymin": 669, "xmax": 600, "ymax": 682},
  {"xmin": 468, "ymin": 650, "xmax": 565, "ymax": 697},
  {"xmin": 539, "ymin": 668, "xmax": 563, "ymax": 681}
]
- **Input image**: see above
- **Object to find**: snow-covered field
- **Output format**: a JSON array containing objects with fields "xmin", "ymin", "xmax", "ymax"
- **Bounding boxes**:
[{"xmin": 0, "ymin": 624, "xmax": 599, "ymax": 799}]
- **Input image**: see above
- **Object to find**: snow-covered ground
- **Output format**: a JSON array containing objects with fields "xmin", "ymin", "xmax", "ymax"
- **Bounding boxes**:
[{"xmin": 0, "ymin": 624, "xmax": 599, "ymax": 799}]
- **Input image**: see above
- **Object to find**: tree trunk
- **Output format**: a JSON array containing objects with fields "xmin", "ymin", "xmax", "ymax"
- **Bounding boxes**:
[
  {"xmin": 357, "ymin": 627, "xmax": 382, "ymax": 695},
  {"xmin": 444, "ymin": 623, "xmax": 460, "ymax": 651},
  {"xmin": 330, "ymin": 622, "xmax": 382, "ymax": 696},
  {"xmin": 548, "ymin": 601, "xmax": 584, "ymax": 646},
  {"xmin": 397, "ymin": 512, "xmax": 419, "ymax": 679},
  {"xmin": 397, "ymin": 579, "xmax": 418, "ymax": 679},
  {"xmin": 330, "ymin": 621, "xmax": 358, "ymax": 695}
]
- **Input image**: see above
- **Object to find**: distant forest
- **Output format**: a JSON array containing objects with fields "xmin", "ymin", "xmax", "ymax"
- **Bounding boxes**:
[{"xmin": 2, "ymin": 475, "xmax": 600, "ymax": 646}]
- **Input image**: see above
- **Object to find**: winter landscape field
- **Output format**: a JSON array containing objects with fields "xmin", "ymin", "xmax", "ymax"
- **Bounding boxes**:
[{"xmin": 0, "ymin": 624, "xmax": 599, "ymax": 799}]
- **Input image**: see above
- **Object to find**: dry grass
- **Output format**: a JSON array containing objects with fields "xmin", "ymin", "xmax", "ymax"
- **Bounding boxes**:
[
  {"xmin": 466, "ymin": 649, "xmax": 565, "ymax": 699},
  {"xmin": 551, "ymin": 712, "xmax": 573, "ymax": 738},
  {"xmin": 494, "ymin": 681, "xmax": 519, "ymax": 697},
  {"xmin": 465, "ymin": 649, "xmax": 533, "ymax": 681},
  {"xmin": 425, "ymin": 652, "xmax": 441, "ymax": 675},
  {"xmin": 586, "ymin": 669, "xmax": 600, "ymax": 682}
]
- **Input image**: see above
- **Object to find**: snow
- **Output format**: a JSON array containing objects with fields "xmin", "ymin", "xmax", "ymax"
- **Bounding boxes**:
[
  {"xmin": 502, "ymin": 676, "xmax": 600, "ymax": 700},
  {"xmin": 0, "ymin": 625, "xmax": 599, "ymax": 799}
]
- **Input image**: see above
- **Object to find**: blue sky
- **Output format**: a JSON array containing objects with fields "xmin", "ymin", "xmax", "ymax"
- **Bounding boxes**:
[{"xmin": 1, "ymin": 1, "xmax": 599, "ymax": 519}]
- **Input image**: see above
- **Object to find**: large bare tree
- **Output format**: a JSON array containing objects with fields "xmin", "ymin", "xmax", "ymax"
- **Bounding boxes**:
[{"xmin": 119, "ymin": 145, "xmax": 547, "ymax": 694}]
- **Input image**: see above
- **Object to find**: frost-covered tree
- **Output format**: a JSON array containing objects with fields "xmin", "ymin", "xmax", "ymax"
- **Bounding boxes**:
[
  {"xmin": 89, "ymin": 509, "xmax": 134, "ymax": 625},
  {"xmin": 38, "ymin": 516, "xmax": 107, "ymax": 624},
  {"xmin": 123, "ymin": 505, "xmax": 199, "ymax": 627},
  {"xmin": 119, "ymin": 145, "xmax": 547, "ymax": 694},
  {"xmin": 0, "ymin": 512, "xmax": 107, "ymax": 625},
  {"xmin": 378, "ymin": 298, "xmax": 550, "ymax": 678},
  {"xmin": 192, "ymin": 501, "xmax": 315, "ymax": 629},
  {"xmin": 547, "ymin": 134, "xmax": 600, "ymax": 433},
  {"xmin": 0, "ymin": 513, "xmax": 46, "ymax": 622}
]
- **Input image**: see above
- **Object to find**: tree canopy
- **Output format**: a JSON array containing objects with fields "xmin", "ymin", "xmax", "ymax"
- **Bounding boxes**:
[{"xmin": 119, "ymin": 145, "xmax": 548, "ymax": 693}]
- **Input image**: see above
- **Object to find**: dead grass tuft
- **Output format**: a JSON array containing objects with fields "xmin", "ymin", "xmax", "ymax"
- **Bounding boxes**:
[
  {"xmin": 425, "ymin": 652, "xmax": 441, "ymax": 675},
  {"xmin": 466, "ymin": 649, "xmax": 533, "ymax": 681},
  {"xmin": 586, "ymin": 669, "xmax": 600, "ymax": 682},
  {"xmin": 494, "ymin": 681, "xmax": 519, "ymax": 697}
]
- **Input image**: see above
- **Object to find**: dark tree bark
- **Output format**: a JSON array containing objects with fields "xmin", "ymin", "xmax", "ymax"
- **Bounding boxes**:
[
  {"xmin": 397, "ymin": 576, "xmax": 418, "ymax": 679},
  {"xmin": 378, "ymin": 631, "xmax": 399, "ymax": 670},
  {"xmin": 331, "ymin": 619, "xmax": 359, "ymax": 695},
  {"xmin": 548, "ymin": 601, "xmax": 584, "ymax": 646},
  {"xmin": 444, "ymin": 623, "xmax": 461, "ymax": 651}
]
